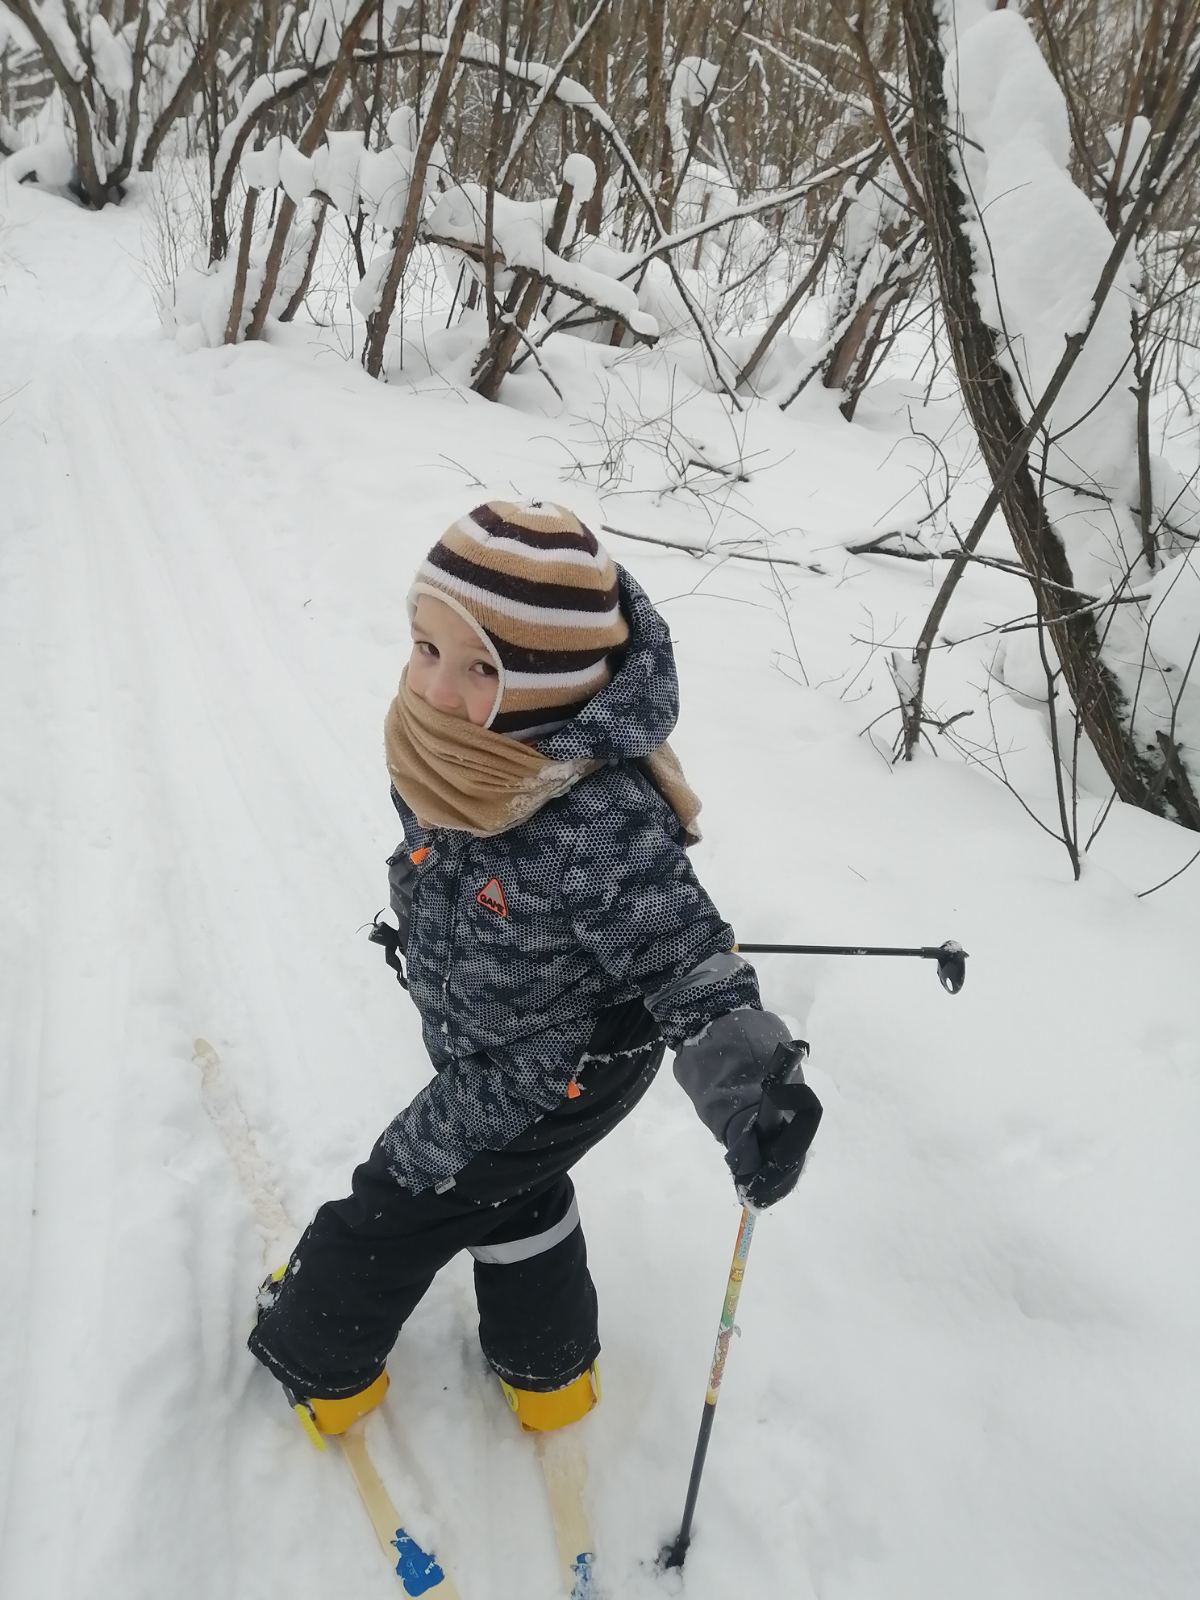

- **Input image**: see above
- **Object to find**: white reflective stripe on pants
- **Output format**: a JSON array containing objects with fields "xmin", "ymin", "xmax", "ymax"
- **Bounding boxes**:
[{"xmin": 468, "ymin": 1195, "xmax": 581, "ymax": 1266}]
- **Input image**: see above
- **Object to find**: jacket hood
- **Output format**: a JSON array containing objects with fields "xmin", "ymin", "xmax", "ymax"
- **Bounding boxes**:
[{"xmin": 535, "ymin": 567, "xmax": 679, "ymax": 764}]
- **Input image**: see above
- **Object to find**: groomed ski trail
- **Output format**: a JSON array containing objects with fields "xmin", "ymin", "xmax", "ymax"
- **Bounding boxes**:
[{"xmin": 1, "ymin": 338, "xmax": 408, "ymax": 1599}]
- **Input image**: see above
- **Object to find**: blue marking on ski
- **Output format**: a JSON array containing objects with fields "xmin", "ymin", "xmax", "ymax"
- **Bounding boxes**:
[
  {"xmin": 570, "ymin": 1550, "xmax": 595, "ymax": 1599},
  {"xmin": 392, "ymin": 1527, "xmax": 447, "ymax": 1595}
]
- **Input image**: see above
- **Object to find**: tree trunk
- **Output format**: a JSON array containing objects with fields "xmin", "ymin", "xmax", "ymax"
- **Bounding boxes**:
[
  {"xmin": 245, "ymin": 1, "xmax": 378, "ymax": 340},
  {"xmin": 902, "ymin": 0, "xmax": 1198, "ymax": 826},
  {"xmin": 361, "ymin": 0, "xmax": 479, "ymax": 379},
  {"xmin": 642, "ymin": 0, "xmax": 673, "ymax": 233},
  {"xmin": 280, "ymin": 198, "xmax": 328, "ymax": 322},
  {"xmin": 6, "ymin": 0, "xmax": 110, "ymax": 206},
  {"xmin": 471, "ymin": 178, "xmax": 573, "ymax": 400},
  {"xmin": 582, "ymin": 1, "xmax": 608, "ymax": 236},
  {"xmin": 224, "ymin": 185, "xmax": 260, "ymax": 344},
  {"xmin": 140, "ymin": 0, "xmax": 254, "ymax": 177}
]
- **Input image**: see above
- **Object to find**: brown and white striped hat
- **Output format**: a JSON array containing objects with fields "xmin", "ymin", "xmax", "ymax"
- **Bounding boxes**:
[{"xmin": 409, "ymin": 500, "xmax": 630, "ymax": 739}]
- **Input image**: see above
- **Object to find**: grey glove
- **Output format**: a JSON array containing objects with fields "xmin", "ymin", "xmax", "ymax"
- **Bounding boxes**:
[
  {"xmin": 673, "ymin": 1007, "xmax": 791, "ymax": 1139},
  {"xmin": 673, "ymin": 1010, "xmax": 820, "ymax": 1206}
]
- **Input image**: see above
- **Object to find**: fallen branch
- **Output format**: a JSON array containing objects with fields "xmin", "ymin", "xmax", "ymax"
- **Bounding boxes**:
[
  {"xmin": 507, "ymin": 320, "xmax": 565, "ymax": 401},
  {"xmin": 847, "ymin": 534, "xmax": 1130, "ymax": 595},
  {"xmin": 601, "ymin": 524, "xmax": 825, "ymax": 574}
]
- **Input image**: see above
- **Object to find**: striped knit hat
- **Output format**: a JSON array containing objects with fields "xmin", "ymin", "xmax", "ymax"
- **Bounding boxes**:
[{"xmin": 409, "ymin": 500, "xmax": 630, "ymax": 739}]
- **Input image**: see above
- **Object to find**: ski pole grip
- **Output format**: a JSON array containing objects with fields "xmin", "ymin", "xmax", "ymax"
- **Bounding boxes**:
[{"xmin": 756, "ymin": 1040, "xmax": 809, "ymax": 1140}]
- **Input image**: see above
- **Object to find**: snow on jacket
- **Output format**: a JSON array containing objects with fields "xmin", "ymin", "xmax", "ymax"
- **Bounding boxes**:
[{"xmin": 380, "ymin": 567, "xmax": 789, "ymax": 1192}]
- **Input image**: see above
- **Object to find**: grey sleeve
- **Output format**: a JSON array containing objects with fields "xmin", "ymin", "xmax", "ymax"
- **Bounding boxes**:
[
  {"xmin": 671, "ymin": 1006, "xmax": 792, "ymax": 1145},
  {"xmin": 562, "ymin": 805, "xmax": 763, "ymax": 1050},
  {"xmin": 386, "ymin": 845, "xmax": 418, "ymax": 950}
]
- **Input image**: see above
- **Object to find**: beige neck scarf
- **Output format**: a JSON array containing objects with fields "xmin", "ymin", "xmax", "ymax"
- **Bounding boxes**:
[{"xmin": 385, "ymin": 672, "xmax": 702, "ymax": 841}]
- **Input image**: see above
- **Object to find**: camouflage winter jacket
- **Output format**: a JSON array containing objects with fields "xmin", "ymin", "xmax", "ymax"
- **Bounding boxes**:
[{"xmin": 380, "ymin": 568, "xmax": 790, "ymax": 1192}]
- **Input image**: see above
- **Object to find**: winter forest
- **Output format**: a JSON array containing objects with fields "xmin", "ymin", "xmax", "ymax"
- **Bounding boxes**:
[{"xmin": 2, "ymin": 1, "xmax": 1199, "ymax": 1598}]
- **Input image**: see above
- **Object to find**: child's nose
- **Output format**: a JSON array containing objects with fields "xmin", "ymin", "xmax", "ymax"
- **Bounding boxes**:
[{"xmin": 426, "ymin": 670, "xmax": 465, "ymax": 715}]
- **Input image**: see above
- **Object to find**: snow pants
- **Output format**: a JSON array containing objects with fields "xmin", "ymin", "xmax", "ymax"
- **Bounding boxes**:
[{"xmin": 249, "ymin": 1000, "xmax": 664, "ymax": 1400}]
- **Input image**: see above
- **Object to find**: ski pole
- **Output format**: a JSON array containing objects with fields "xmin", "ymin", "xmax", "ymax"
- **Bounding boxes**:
[
  {"xmin": 660, "ymin": 1203, "xmax": 757, "ymax": 1572},
  {"xmin": 736, "ymin": 938, "xmax": 968, "ymax": 994},
  {"xmin": 661, "ymin": 1041, "xmax": 819, "ymax": 1573}
]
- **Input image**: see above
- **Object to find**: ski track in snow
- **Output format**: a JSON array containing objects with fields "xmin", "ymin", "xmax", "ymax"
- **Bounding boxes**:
[{"xmin": 0, "ymin": 337, "xmax": 385, "ymax": 1598}]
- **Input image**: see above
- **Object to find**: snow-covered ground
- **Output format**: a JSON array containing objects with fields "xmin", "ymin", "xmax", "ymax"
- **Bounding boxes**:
[{"xmin": 2, "ymin": 177, "xmax": 1199, "ymax": 1600}]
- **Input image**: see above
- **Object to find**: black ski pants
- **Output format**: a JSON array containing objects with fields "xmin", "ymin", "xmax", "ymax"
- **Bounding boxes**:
[{"xmin": 249, "ymin": 1001, "xmax": 664, "ymax": 1399}]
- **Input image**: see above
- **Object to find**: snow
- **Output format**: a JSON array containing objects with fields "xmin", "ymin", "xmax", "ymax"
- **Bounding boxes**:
[
  {"xmin": 312, "ymin": 129, "xmax": 365, "ymax": 215},
  {"xmin": 562, "ymin": 152, "xmax": 596, "ymax": 204},
  {"xmin": 213, "ymin": 68, "xmax": 310, "ymax": 200},
  {"xmin": 428, "ymin": 182, "xmax": 659, "ymax": 336},
  {"xmin": 671, "ymin": 55, "xmax": 719, "ymax": 110},
  {"xmin": 243, "ymin": 119, "xmax": 421, "ymax": 230},
  {"xmin": 27, "ymin": 0, "xmax": 86, "ymax": 82},
  {"xmin": 1147, "ymin": 549, "xmax": 1200, "ymax": 673},
  {"xmin": 1, "ymin": 116, "xmax": 74, "ymax": 189},
  {"xmin": 351, "ymin": 247, "xmax": 392, "ymax": 319},
  {"xmin": 2, "ymin": 171, "xmax": 1200, "ymax": 1600},
  {"xmin": 165, "ymin": 202, "xmax": 316, "ymax": 351},
  {"xmin": 88, "ymin": 12, "xmax": 133, "ymax": 98},
  {"xmin": 242, "ymin": 133, "xmax": 284, "ymax": 191},
  {"xmin": 0, "ymin": 10, "xmax": 36, "ymax": 51},
  {"xmin": 299, "ymin": 0, "xmax": 366, "ymax": 66},
  {"xmin": 1104, "ymin": 115, "xmax": 1152, "ymax": 197},
  {"xmin": 358, "ymin": 142, "xmax": 415, "ymax": 230},
  {"xmin": 386, "ymin": 104, "xmax": 418, "ymax": 152},
  {"xmin": 278, "ymin": 136, "xmax": 316, "ymax": 206},
  {"xmin": 362, "ymin": 0, "xmax": 415, "ymax": 43}
]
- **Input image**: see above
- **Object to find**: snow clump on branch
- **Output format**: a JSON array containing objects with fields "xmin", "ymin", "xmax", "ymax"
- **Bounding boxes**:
[
  {"xmin": 948, "ymin": 2, "xmax": 1144, "ymax": 590},
  {"xmin": 561, "ymin": 154, "xmax": 596, "ymax": 205},
  {"xmin": 425, "ymin": 181, "xmax": 658, "ymax": 339}
]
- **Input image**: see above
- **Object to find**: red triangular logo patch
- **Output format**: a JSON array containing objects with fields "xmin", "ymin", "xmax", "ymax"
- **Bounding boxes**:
[{"xmin": 476, "ymin": 877, "xmax": 508, "ymax": 918}]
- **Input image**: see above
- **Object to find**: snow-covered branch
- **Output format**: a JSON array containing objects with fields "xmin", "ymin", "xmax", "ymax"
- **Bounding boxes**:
[
  {"xmin": 3, "ymin": 0, "xmax": 253, "ymax": 207},
  {"xmin": 426, "ymin": 181, "xmax": 658, "ymax": 339}
]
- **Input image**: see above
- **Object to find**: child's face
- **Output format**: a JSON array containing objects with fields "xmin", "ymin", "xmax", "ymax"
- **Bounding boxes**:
[{"xmin": 408, "ymin": 594, "xmax": 500, "ymax": 727}]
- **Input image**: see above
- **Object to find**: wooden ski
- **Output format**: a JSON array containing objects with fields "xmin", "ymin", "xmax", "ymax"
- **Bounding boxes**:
[
  {"xmin": 535, "ymin": 1430, "xmax": 597, "ymax": 1599},
  {"xmin": 340, "ymin": 1429, "xmax": 462, "ymax": 1598}
]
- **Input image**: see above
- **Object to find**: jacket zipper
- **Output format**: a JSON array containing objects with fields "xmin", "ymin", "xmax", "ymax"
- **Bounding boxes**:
[{"xmin": 439, "ymin": 835, "xmax": 464, "ymax": 1036}]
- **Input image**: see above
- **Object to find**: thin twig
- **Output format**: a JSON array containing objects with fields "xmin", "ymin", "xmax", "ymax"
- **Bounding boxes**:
[{"xmin": 601, "ymin": 524, "xmax": 825, "ymax": 574}]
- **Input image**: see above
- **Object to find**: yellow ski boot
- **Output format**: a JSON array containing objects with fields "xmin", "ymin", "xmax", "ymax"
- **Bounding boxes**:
[
  {"xmin": 498, "ymin": 1365, "xmax": 599, "ymax": 1432},
  {"xmin": 257, "ymin": 1265, "xmax": 389, "ymax": 1448}
]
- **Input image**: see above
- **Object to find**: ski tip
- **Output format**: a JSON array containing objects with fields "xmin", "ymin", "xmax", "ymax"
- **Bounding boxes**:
[
  {"xmin": 391, "ymin": 1528, "xmax": 447, "ymax": 1596},
  {"xmin": 570, "ymin": 1550, "xmax": 596, "ymax": 1599}
]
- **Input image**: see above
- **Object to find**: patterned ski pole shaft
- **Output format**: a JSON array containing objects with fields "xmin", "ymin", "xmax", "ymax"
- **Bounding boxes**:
[{"xmin": 661, "ymin": 1204, "xmax": 757, "ymax": 1570}]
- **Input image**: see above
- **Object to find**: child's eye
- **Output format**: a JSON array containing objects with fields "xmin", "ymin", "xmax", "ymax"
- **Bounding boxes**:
[
  {"xmin": 471, "ymin": 661, "xmax": 498, "ymax": 678},
  {"xmin": 415, "ymin": 640, "xmax": 438, "ymax": 658}
]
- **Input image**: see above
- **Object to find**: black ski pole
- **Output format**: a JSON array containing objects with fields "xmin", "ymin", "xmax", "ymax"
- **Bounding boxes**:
[{"xmin": 736, "ymin": 938, "xmax": 968, "ymax": 994}]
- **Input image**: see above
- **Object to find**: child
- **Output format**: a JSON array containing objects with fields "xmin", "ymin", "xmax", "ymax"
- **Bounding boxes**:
[{"xmin": 249, "ymin": 500, "xmax": 819, "ymax": 1437}]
